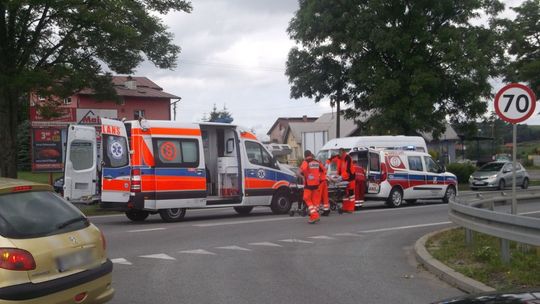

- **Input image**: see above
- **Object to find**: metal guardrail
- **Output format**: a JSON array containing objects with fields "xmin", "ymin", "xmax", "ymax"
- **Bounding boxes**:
[{"xmin": 449, "ymin": 190, "xmax": 540, "ymax": 261}]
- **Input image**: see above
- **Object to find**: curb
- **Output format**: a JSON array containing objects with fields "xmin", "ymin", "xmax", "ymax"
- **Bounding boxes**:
[{"xmin": 415, "ymin": 227, "xmax": 496, "ymax": 294}]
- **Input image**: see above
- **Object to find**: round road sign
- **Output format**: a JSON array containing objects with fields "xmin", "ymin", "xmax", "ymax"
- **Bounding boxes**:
[{"xmin": 494, "ymin": 83, "xmax": 537, "ymax": 124}]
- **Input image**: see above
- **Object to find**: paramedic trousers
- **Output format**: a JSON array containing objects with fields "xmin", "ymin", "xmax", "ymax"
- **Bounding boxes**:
[
  {"xmin": 320, "ymin": 180, "xmax": 329, "ymax": 211},
  {"xmin": 355, "ymin": 179, "xmax": 366, "ymax": 204},
  {"xmin": 303, "ymin": 187, "xmax": 321, "ymax": 221},
  {"xmin": 342, "ymin": 181, "xmax": 356, "ymax": 212}
]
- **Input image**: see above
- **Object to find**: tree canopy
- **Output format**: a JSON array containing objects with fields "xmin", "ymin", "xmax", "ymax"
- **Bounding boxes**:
[
  {"xmin": 205, "ymin": 104, "xmax": 234, "ymax": 123},
  {"xmin": 0, "ymin": 0, "xmax": 191, "ymax": 177},
  {"xmin": 498, "ymin": 0, "xmax": 540, "ymax": 97},
  {"xmin": 286, "ymin": 0, "xmax": 505, "ymax": 138}
]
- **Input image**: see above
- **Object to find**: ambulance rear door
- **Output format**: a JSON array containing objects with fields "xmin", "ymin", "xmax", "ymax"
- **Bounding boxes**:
[
  {"xmin": 64, "ymin": 125, "xmax": 97, "ymax": 202},
  {"xmin": 100, "ymin": 118, "xmax": 131, "ymax": 203}
]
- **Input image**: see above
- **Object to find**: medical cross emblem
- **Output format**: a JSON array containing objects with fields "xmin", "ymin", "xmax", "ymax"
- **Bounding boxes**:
[
  {"xmin": 257, "ymin": 169, "xmax": 265, "ymax": 179},
  {"xmin": 110, "ymin": 141, "xmax": 123, "ymax": 159}
]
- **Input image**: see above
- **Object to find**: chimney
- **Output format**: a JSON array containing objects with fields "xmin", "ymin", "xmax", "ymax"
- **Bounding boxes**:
[
  {"xmin": 302, "ymin": 115, "xmax": 307, "ymax": 122},
  {"xmin": 124, "ymin": 76, "xmax": 137, "ymax": 90}
]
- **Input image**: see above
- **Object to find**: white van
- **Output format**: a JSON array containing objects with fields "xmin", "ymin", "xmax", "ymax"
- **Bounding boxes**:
[
  {"xmin": 349, "ymin": 148, "xmax": 457, "ymax": 207},
  {"xmin": 63, "ymin": 118, "xmax": 299, "ymax": 222},
  {"xmin": 317, "ymin": 136, "xmax": 427, "ymax": 161}
]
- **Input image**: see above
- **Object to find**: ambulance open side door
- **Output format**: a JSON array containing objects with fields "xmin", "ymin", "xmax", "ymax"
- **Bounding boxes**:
[
  {"xmin": 100, "ymin": 118, "xmax": 131, "ymax": 203},
  {"xmin": 64, "ymin": 125, "xmax": 97, "ymax": 202}
]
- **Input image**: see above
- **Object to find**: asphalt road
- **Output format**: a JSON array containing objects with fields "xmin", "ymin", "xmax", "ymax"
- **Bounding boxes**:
[{"xmin": 89, "ymin": 195, "xmax": 540, "ymax": 304}]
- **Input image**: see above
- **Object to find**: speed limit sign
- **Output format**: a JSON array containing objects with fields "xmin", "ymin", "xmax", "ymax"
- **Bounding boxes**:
[{"xmin": 494, "ymin": 83, "xmax": 537, "ymax": 124}]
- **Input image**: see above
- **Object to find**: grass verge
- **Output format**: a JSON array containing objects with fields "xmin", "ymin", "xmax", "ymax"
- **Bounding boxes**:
[
  {"xmin": 426, "ymin": 228, "xmax": 540, "ymax": 290},
  {"xmin": 17, "ymin": 171, "xmax": 63, "ymax": 184},
  {"xmin": 75, "ymin": 204, "xmax": 121, "ymax": 217}
]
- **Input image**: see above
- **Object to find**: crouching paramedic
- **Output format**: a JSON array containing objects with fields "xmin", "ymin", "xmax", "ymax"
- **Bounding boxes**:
[
  {"xmin": 339, "ymin": 148, "xmax": 356, "ymax": 213},
  {"xmin": 299, "ymin": 150, "xmax": 326, "ymax": 224}
]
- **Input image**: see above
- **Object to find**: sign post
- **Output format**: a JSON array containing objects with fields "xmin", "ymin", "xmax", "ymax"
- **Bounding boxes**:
[{"xmin": 494, "ymin": 83, "xmax": 537, "ymax": 215}]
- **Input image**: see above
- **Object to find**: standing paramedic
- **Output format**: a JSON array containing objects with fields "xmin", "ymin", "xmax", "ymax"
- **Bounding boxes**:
[
  {"xmin": 354, "ymin": 160, "xmax": 366, "ymax": 207},
  {"xmin": 299, "ymin": 150, "xmax": 326, "ymax": 224},
  {"xmin": 339, "ymin": 148, "xmax": 356, "ymax": 213}
]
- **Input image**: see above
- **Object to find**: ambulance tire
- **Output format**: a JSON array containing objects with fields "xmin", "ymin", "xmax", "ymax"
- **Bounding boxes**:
[
  {"xmin": 159, "ymin": 208, "xmax": 186, "ymax": 222},
  {"xmin": 386, "ymin": 187, "xmax": 403, "ymax": 208},
  {"xmin": 270, "ymin": 190, "xmax": 292, "ymax": 214},
  {"xmin": 442, "ymin": 185, "xmax": 456, "ymax": 204},
  {"xmin": 234, "ymin": 206, "xmax": 254, "ymax": 215},
  {"xmin": 125, "ymin": 210, "xmax": 149, "ymax": 222}
]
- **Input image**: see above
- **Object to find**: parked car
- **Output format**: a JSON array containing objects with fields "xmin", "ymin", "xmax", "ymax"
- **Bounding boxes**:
[
  {"xmin": 469, "ymin": 161, "xmax": 529, "ymax": 190},
  {"xmin": 0, "ymin": 178, "xmax": 114, "ymax": 303},
  {"xmin": 433, "ymin": 289, "xmax": 540, "ymax": 303}
]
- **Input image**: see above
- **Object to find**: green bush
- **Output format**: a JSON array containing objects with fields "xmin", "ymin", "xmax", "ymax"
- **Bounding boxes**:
[{"xmin": 446, "ymin": 163, "xmax": 476, "ymax": 184}]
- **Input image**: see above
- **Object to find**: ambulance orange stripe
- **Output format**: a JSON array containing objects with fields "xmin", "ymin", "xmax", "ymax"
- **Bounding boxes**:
[
  {"xmin": 245, "ymin": 178, "xmax": 275, "ymax": 189},
  {"xmin": 102, "ymin": 179, "xmax": 130, "ymax": 191},
  {"xmin": 141, "ymin": 176, "xmax": 205, "ymax": 191},
  {"xmin": 240, "ymin": 132, "xmax": 257, "ymax": 140},
  {"xmin": 272, "ymin": 181, "xmax": 289, "ymax": 189},
  {"xmin": 132, "ymin": 128, "xmax": 201, "ymax": 136}
]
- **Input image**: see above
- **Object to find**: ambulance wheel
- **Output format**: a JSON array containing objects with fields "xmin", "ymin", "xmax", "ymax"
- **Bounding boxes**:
[
  {"xmin": 270, "ymin": 190, "xmax": 292, "ymax": 214},
  {"xmin": 234, "ymin": 206, "xmax": 254, "ymax": 215},
  {"xmin": 386, "ymin": 187, "xmax": 403, "ymax": 208},
  {"xmin": 125, "ymin": 210, "xmax": 149, "ymax": 222},
  {"xmin": 442, "ymin": 185, "xmax": 456, "ymax": 204},
  {"xmin": 159, "ymin": 208, "xmax": 186, "ymax": 222}
]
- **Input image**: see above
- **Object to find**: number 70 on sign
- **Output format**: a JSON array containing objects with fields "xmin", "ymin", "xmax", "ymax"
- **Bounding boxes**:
[{"xmin": 494, "ymin": 83, "xmax": 537, "ymax": 124}]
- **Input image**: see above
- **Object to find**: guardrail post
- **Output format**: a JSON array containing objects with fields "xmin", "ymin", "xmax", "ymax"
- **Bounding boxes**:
[
  {"xmin": 465, "ymin": 229, "xmax": 473, "ymax": 246},
  {"xmin": 500, "ymin": 239, "xmax": 510, "ymax": 263}
]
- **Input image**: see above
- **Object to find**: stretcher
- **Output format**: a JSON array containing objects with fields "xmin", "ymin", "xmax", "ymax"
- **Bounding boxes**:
[{"xmin": 289, "ymin": 175, "xmax": 349, "ymax": 217}]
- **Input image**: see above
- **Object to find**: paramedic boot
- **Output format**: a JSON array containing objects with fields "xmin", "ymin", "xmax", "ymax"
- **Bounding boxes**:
[
  {"xmin": 321, "ymin": 208, "xmax": 330, "ymax": 216},
  {"xmin": 308, "ymin": 212, "xmax": 320, "ymax": 224}
]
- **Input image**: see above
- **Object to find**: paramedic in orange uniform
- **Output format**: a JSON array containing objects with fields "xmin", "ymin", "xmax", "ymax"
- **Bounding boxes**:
[
  {"xmin": 299, "ymin": 150, "xmax": 325, "ymax": 224},
  {"xmin": 319, "ymin": 157, "xmax": 330, "ymax": 216},
  {"xmin": 354, "ymin": 161, "xmax": 366, "ymax": 207},
  {"xmin": 339, "ymin": 148, "xmax": 356, "ymax": 213}
]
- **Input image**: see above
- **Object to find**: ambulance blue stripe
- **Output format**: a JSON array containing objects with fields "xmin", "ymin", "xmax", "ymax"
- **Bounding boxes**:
[
  {"xmin": 245, "ymin": 169, "xmax": 296, "ymax": 183},
  {"xmin": 102, "ymin": 166, "xmax": 130, "ymax": 178}
]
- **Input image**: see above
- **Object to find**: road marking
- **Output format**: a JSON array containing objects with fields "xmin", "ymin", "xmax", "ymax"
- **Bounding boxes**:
[
  {"xmin": 520, "ymin": 210, "xmax": 540, "ymax": 215},
  {"xmin": 333, "ymin": 232, "xmax": 363, "ymax": 237},
  {"xmin": 111, "ymin": 258, "xmax": 132, "ymax": 265},
  {"xmin": 359, "ymin": 221, "xmax": 451, "ymax": 233},
  {"xmin": 279, "ymin": 239, "xmax": 314, "ymax": 244},
  {"xmin": 216, "ymin": 245, "xmax": 252, "ymax": 251},
  {"xmin": 193, "ymin": 217, "xmax": 297, "ymax": 227},
  {"xmin": 249, "ymin": 242, "xmax": 283, "ymax": 247},
  {"xmin": 127, "ymin": 228, "xmax": 166, "ymax": 233},
  {"xmin": 179, "ymin": 249, "xmax": 216, "ymax": 255},
  {"xmin": 139, "ymin": 253, "xmax": 176, "ymax": 260},
  {"xmin": 308, "ymin": 235, "xmax": 335, "ymax": 240}
]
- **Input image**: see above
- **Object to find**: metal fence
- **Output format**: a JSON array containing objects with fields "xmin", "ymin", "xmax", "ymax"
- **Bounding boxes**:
[{"xmin": 448, "ymin": 190, "xmax": 540, "ymax": 262}]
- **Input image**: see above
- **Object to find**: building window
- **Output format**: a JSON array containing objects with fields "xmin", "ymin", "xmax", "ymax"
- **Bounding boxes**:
[
  {"xmin": 134, "ymin": 110, "xmax": 145, "ymax": 119},
  {"xmin": 63, "ymin": 97, "xmax": 72, "ymax": 105}
]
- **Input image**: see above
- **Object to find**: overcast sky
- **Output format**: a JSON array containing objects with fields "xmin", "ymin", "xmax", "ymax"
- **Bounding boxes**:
[{"xmin": 133, "ymin": 0, "xmax": 532, "ymax": 139}]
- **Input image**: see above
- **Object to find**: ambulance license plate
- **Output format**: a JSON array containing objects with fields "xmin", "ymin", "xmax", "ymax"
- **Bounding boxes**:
[{"xmin": 368, "ymin": 182, "xmax": 380, "ymax": 193}]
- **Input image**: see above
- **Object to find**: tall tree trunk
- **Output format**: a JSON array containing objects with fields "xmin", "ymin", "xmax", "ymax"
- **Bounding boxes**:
[{"xmin": 0, "ymin": 87, "xmax": 20, "ymax": 178}]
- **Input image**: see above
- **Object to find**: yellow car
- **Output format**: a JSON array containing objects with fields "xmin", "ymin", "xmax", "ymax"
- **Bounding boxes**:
[{"xmin": 0, "ymin": 178, "xmax": 114, "ymax": 303}]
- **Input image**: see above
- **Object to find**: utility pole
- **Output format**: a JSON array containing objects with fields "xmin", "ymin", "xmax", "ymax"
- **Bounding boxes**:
[
  {"xmin": 171, "ymin": 98, "xmax": 181, "ymax": 120},
  {"xmin": 336, "ymin": 100, "xmax": 340, "ymax": 138}
]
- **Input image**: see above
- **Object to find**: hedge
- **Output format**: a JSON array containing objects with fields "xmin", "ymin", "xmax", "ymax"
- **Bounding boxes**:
[{"xmin": 446, "ymin": 163, "xmax": 476, "ymax": 184}]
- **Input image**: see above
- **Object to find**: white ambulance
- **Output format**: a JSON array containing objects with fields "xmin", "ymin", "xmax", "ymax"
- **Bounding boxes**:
[
  {"xmin": 349, "ymin": 148, "xmax": 457, "ymax": 207},
  {"xmin": 63, "ymin": 118, "xmax": 299, "ymax": 222}
]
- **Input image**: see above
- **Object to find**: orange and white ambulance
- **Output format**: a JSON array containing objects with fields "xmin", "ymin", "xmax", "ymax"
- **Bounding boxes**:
[{"xmin": 63, "ymin": 118, "xmax": 298, "ymax": 222}]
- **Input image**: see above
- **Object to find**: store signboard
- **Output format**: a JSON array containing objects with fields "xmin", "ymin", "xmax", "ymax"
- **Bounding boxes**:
[{"xmin": 31, "ymin": 128, "xmax": 64, "ymax": 172}]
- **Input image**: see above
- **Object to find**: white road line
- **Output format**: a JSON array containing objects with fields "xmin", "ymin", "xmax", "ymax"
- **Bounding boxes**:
[
  {"xmin": 111, "ymin": 258, "xmax": 132, "ymax": 265},
  {"xmin": 359, "ymin": 221, "xmax": 452, "ymax": 233},
  {"xmin": 139, "ymin": 253, "xmax": 176, "ymax": 260},
  {"xmin": 179, "ymin": 249, "xmax": 216, "ymax": 255},
  {"xmin": 215, "ymin": 245, "xmax": 252, "ymax": 251},
  {"xmin": 279, "ymin": 239, "xmax": 314, "ymax": 244},
  {"xmin": 333, "ymin": 232, "xmax": 363, "ymax": 237},
  {"xmin": 127, "ymin": 228, "xmax": 166, "ymax": 233},
  {"xmin": 248, "ymin": 242, "xmax": 283, "ymax": 247},
  {"xmin": 308, "ymin": 235, "xmax": 335, "ymax": 240},
  {"xmin": 193, "ymin": 217, "xmax": 297, "ymax": 227}
]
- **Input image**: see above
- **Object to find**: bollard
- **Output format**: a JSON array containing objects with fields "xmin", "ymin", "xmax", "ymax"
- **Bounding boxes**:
[
  {"xmin": 465, "ymin": 229, "xmax": 473, "ymax": 246},
  {"xmin": 500, "ymin": 239, "xmax": 510, "ymax": 263}
]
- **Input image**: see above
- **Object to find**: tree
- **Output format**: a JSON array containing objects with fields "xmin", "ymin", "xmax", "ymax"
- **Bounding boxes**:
[
  {"xmin": 498, "ymin": 0, "xmax": 540, "ymax": 97},
  {"xmin": 286, "ymin": 0, "xmax": 504, "ymax": 138},
  {"xmin": 205, "ymin": 104, "xmax": 234, "ymax": 123},
  {"xmin": 0, "ymin": 1, "xmax": 192, "ymax": 177}
]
